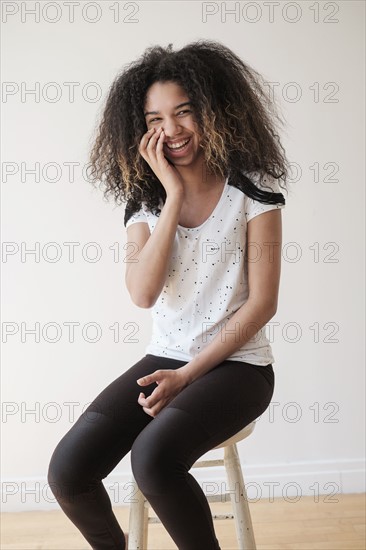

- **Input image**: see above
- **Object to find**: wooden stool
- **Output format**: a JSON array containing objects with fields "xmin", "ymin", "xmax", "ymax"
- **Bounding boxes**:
[{"xmin": 127, "ymin": 420, "xmax": 257, "ymax": 549}]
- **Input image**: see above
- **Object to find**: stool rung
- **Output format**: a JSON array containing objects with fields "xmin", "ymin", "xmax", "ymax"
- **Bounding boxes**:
[
  {"xmin": 142, "ymin": 493, "xmax": 234, "ymax": 508},
  {"xmin": 147, "ymin": 517, "xmax": 163, "ymax": 524},
  {"xmin": 212, "ymin": 514, "xmax": 235, "ymax": 520},
  {"xmin": 192, "ymin": 459, "xmax": 224, "ymax": 468},
  {"xmin": 147, "ymin": 512, "xmax": 235, "ymax": 524},
  {"xmin": 206, "ymin": 494, "xmax": 232, "ymax": 503}
]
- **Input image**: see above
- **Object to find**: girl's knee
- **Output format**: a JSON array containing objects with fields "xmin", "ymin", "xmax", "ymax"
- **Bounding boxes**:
[
  {"xmin": 47, "ymin": 440, "xmax": 72, "ymax": 501},
  {"xmin": 130, "ymin": 435, "xmax": 181, "ymax": 495},
  {"xmin": 47, "ymin": 435, "xmax": 87, "ymax": 501},
  {"xmin": 131, "ymin": 414, "xmax": 198, "ymax": 496}
]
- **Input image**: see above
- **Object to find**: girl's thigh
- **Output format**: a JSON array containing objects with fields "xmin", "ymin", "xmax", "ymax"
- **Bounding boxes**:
[
  {"xmin": 130, "ymin": 358, "xmax": 275, "ymax": 493},
  {"xmin": 49, "ymin": 354, "xmax": 183, "ymax": 488},
  {"xmin": 63, "ymin": 355, "xmax": 274, "ymax": 479},
  {"xmin": 85, "ymin": 354, "xmax": 190, "ymax": 427},
  {"xmin": 164, "ymin": 358, "xmax": 275, "ymax": 449},
  {"xmin": 83, "ymin": 354, "xmax": 273, "ymax": 453}
]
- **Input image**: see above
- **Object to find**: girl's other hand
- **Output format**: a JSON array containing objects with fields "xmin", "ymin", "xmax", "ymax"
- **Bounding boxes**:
[
  {"xmin": 136, "ymin": 368, "xmax": 189, "ymax": 417},
  {"xmin": 138, "ymin": 128, "xmax": 185, "ymax": 199}
]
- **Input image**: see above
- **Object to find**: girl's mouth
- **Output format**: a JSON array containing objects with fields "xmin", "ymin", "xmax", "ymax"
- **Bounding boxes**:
[{"xmin": 164, "ymin": 137, "xmax": 191, "ymax": 155}]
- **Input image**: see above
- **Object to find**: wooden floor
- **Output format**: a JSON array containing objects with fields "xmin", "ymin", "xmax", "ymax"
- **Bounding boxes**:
[{"xmin": 1, "ymin": 493, "xmax": 365, "ymax": 549}]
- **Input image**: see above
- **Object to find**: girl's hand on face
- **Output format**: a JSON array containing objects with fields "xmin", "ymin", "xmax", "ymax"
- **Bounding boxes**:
[
  {"xmin": 136, "ymin": 368, "xmax": 189, "ymax": 417},
  {"xmin": 138, "ymin": 128, "xmax": 185, "ymax": 199}
]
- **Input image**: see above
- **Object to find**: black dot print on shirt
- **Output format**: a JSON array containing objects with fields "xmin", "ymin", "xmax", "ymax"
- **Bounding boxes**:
[{"xmin": 143, "ymin": 178, "xmax": 284, "ymax": 365}]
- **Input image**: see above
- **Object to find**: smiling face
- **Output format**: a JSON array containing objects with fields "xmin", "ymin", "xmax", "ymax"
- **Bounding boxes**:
[{"xmin": 143, "ymin": 80, "xmax": 204, "ymax": 166}]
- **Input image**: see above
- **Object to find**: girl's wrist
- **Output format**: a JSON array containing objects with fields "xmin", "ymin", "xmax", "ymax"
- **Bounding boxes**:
[
  {"xmin": 178, "ymin": 364, "xmax": 195, "ymax": 386},
  {"xmin": 165, "ymin": 189, "xmax": 184, "ymax": 204},
  {"xmin": 179, "ymin": 359, "xmax": 200, "ymax": 386}
]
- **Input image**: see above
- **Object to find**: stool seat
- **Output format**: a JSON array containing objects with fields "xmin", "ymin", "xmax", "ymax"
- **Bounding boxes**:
[
  {"xmin": 211, "ymin": 419, "xmax": 256, "ymax": 449},
  {"xmin": 128, "ymin": 420, "xmax": 257, "ymax": 549}
]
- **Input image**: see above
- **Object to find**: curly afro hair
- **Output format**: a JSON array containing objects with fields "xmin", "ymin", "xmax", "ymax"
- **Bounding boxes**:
[{"xmin": 87, "ymin": 39, "xmax": 291, "ymax": 219}]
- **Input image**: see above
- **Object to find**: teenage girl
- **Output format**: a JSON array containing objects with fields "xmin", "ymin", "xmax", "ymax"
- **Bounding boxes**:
[{"xmin": 48, "ymin": 39, "xmax": 290, "ymax": 550}]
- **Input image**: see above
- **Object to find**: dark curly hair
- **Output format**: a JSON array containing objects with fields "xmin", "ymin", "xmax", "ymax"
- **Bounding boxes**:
[{"xmin": 87, "ymin": 39, "xmax": 291, "ymax": 221}]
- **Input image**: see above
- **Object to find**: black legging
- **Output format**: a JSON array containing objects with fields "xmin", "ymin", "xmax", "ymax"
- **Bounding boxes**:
[{"xmin": 47, "ymin": 353, "xmax": 275, "ymax": 550}]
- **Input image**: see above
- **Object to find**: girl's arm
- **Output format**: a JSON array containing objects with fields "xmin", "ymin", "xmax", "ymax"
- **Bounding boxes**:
[
  {"xmin": 179, "ymin": 208, "xmax": 283, "ymax": 383},
  {"xmin": 125, "ymin": 126, "xmax": 187, "ymax": 308},
  {"xmin": 125, "ymin": 192, "xmax": 184, "ymax": 308}
]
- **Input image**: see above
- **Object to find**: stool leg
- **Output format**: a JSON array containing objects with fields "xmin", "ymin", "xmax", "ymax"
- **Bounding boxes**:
[
  {"xmin": 224, "ymin": 444, "xmax": 257, "ymax": 550},
  {"xmin": 128, "ymin": 478, "xmax": 149, "ymax": 549}
]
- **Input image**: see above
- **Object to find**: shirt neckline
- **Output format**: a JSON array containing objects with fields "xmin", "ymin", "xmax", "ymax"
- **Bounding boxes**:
[{"xmin": 177, "ymin": 176, "xmax": 229, "ymax": 231}]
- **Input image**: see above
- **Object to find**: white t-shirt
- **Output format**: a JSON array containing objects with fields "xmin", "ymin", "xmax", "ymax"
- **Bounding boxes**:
[{"xmin": 125, "ymin": 171, "xmax": 285, "ymax": 365}]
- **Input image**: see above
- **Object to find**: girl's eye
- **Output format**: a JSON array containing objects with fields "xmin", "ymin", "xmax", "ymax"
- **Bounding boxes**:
[{"xmin": 148, "ymin": 110, "xmax": 191, "ymax": 123}]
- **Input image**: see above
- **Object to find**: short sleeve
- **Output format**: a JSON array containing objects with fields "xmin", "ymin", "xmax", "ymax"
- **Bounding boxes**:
[
  {"xmin": 245, "ymin": 173, "xmax": 285, "ymax": 223},
  {"xmin": 124, "ymin": 202, "xmax": 147, "ymax": 229}
]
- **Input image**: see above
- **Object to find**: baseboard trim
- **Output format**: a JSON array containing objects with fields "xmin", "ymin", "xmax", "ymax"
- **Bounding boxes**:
[{"xmin": 1, "ymin": 458, "xmax": 364, "ymax": 512}]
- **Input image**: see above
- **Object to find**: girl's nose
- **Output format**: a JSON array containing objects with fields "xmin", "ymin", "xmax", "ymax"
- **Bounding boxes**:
[{"xmin": 159, "ymin": 120, "xmax": 183, "ymax": 139}]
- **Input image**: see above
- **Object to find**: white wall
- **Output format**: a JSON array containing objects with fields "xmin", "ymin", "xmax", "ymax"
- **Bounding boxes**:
[{"xmin": 1, "ymin": 1, "xmax": 365, "ymax": 512}]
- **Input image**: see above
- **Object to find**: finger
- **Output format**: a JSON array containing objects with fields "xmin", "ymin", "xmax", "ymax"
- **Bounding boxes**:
[
  {"xmin": 141, "ymin": 392, "xmax": 151, "ymax": 406},
  {"xmin": 137, "ymin": 390, "xmax": 152, "ymax": 407},
  {"xmin": 143, "ymin": 402, "xmax": 160, "ymax": 417},
  {"xmin": 138, "ymin": 128, "xmax": 155, "ymax": 155},
  {"xmin": 137, "ymin": 370, "xmax": 160, "ymax": 386},
  {"xmin": 139, "ymin": 128, "xmax": 153, "ymax": 148},
  {"xmin": 156, "ymin": 129, "xmax": 165, "ymax": 158},
  {"xmin": 137, "ymin": 392, "xmax": 147, "ymax": 406},
  {"xmin": 137, "ymin": 374, "xmax": 148, "ymax": 385},
  {"xmin": 142, "ymin": 128, "xmax": 155, "ymax": 142},
  {"xmin": 140, "ymin": 386, "xmax": 161, "ymax": 409},
  {"xmin": 146, "ymin": 127, "xmax": 162, "ymax": 153},
  {"xmin": 143, "ymin": 406, "xmax": 154, "ymax": 418},
  {"xmin": 137, "ymin": 376, "xmax": 148, "ymax": 386},
  {"xmin": 139, "ymin": 398, "xmax": 156, "ymax": 413}
]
